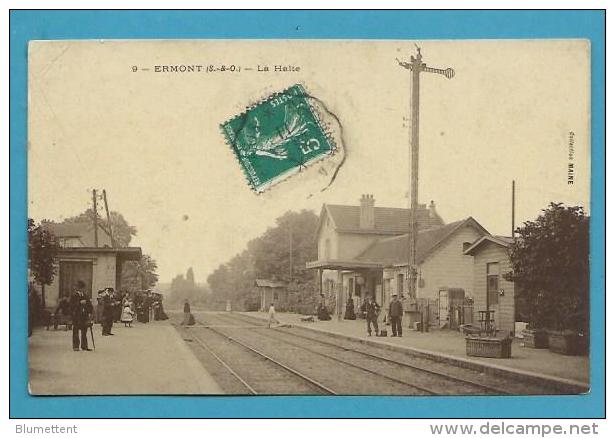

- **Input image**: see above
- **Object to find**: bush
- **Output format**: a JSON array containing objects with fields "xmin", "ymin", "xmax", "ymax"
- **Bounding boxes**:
[{"xmin": 506, "ymin": 203, "xmax": 589, "ymax": 334}]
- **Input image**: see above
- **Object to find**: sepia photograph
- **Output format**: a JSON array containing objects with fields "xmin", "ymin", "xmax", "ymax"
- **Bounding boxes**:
[{"xmin": 26, "ymin": 39, "xmax": 591, "ymax": 397}]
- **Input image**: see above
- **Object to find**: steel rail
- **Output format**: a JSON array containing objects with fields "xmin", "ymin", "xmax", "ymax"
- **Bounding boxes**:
[
  {"xmin": 211, "ymin": 314, "xmax": 439, "ymax": 394},
  {"xmin": 201, "ymin": 321, "xmax": 338, "ymax": 395},
  {"xmin": 188, "ymin": 330, "xmax": 258, "ymax": 395},
  {"xmin": 220, "ymin": 312, "xmax": 511, "ymax": 395},
  {"xmin": 241, "ymin": 322, "xmax": 437, "ymax": 395}
]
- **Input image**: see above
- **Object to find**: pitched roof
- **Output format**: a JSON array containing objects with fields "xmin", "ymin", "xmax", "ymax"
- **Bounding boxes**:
[
  {"xmin": 255, "ymin": 279, "xmax": 287, "ymax": 288},
  {"xmin": 56, "ymin": 246, "xmax": 143, "ymax": 261},
  {"xmin": 324, "ymin": 204, "xmax": 444, "ymax": 235},
  {"xmin": 463, "ymin": 235, "xmax": 513, "ymax": 255},
  {"xmin": 356, "ymin": 217, "xmax": 490, "ymax": 266},
  {"xmin": 42, "ymin": 221, "xmax": 113, "ymax": 247}
]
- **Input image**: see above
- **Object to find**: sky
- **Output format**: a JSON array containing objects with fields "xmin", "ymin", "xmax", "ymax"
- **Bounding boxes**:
[{"xmin": 28, "ymin": 40, "xmax": 590, "ymax": 283}]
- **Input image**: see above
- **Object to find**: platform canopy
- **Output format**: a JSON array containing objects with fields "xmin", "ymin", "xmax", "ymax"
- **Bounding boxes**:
[
  {"xmin": 57, "ymin": 246, "xmax": 142, "ymax": 262},
  {"xmin": 254, "ymin": 279, "xmax": 287, "ymax": 288},
  {"xmin": 305, "ymin": 259, "xmax": 383, "ymax": 271}
]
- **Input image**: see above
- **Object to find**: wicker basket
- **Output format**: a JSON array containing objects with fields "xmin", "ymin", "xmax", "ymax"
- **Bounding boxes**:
[{"xmin": 466, "ymin": 336, "xmax": 512, "ymax": 358}]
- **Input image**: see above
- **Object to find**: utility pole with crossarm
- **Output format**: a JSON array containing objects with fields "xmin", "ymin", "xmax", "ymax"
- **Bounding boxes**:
[{"xmin": 397, "ymin": 46, "xmax": 455, "ymax": 304}]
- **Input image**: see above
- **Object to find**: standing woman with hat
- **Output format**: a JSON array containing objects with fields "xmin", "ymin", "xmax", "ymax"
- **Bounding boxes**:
[{"xmin": 181, "ymin": 299, "xmax": 195, "ymax": 326}]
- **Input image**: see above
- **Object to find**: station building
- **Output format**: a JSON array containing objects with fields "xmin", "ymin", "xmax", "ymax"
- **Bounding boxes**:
[
  {"xmin": 306, "ymin": 195, "xmax": 516, "ymax": 334},
  {"xmin": 37, "ymin": 222, "xmax": 142, "ymax": 309}
]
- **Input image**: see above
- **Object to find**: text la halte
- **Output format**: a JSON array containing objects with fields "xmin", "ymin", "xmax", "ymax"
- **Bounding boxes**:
[{"xmin": 258, "ymin": 65, "xmax": 301, "ymax": 72}]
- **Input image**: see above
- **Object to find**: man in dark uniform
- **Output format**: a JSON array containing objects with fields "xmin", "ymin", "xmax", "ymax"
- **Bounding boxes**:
[
  {"xmin": 388, "ymin": 293, "xmax": 404, "ymax": 337},
  {"xmin": 70, "ymin": 281, "xmax": 93, "ymax": 351},
  {"xmin": 142, "ymin": 292, "xmax": 152, "ymax": 323},
  {"xmin": 102, "ymin": 287, "xmax": 118, "ymax": 336},
  {"xmin": 112, "ymin": 289, "xmax": 123, "ymax": 323},
  {"xmin": 101, "ymin": 288, "xmax": 118, "ymax": 336},
  {"xmin": 361, "ymin": 295, "xmax": 380, "ymax": 336}
]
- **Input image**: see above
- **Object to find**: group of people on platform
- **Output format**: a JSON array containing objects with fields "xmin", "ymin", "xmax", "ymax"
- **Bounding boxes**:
[
  {"xmin": 317, "ymin": 293, "xmax": 405, "ymax": 338},
  {"xmin": 51, "ymin": 282, "xmax": 168, "ymax": 351}
]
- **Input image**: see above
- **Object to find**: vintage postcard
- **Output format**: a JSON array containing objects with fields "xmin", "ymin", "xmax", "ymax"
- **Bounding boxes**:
[{"xmin": 27, "ymin": 39, "xmax": 590, "ymax": 396}]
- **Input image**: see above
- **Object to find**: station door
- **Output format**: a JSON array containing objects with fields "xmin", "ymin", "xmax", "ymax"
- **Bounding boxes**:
[{"xmin": 59, "ymin": 261, "xmax": 93, "ymax": 299}]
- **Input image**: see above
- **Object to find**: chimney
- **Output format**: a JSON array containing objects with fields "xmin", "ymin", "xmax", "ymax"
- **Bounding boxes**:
[
  {"xmin": 359, "ymin": 194, "xmax": 375, "ymax": 229},
  {"xmin": 428, "ymin": 200, "xmax": 437, "ymax": 218}
]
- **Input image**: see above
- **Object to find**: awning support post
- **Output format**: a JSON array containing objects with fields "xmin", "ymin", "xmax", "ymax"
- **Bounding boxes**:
[{"xmin": 337, "ymin": 270, "xmax": 343, "ymax": 321}]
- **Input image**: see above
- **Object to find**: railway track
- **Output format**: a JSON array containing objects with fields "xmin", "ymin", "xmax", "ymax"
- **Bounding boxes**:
[
  {"xmin": 189, "ymin": 318, "xmax": 432, "ymax": 395},
  {"xmin": 210, "ymin": 318, "xmax": 437, "ymax": 395},
  {"xmin": 209, "ymin": 312, "xmax": 573, "ymax": 395},
  {"xmin": 181, "ymin": 312, "xmax": 543, "ymax": 395},
  {"xmin": 211, "ymin": 312, "xmax": 506, "ymax": 395},
  {"xmin": 183, "ymin": 321, "xmax": 336, "ymax": 395},
  {"xmin": 177, "ymin": 311, "xmax": 581, "ymax": 395}
]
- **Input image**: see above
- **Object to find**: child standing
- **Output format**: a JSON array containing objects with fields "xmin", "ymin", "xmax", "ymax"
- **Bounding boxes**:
[{"xmin": 121, "ymin": 302, "xmax": 135, "ymax": 327}]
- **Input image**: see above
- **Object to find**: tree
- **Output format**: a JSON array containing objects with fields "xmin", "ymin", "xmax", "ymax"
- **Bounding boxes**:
[
  {"xmin": 121, "ymin": 254, "xmax": 159, "ymax": 291},
  {"xmin": 248, "ymin": 210, "xmax": 318, "ymax": 284},
  {"xmin": 28, "ymin": 218, "xmax": 60, "ymax": 308},
  {"xmin": 207, "ymin": 209, "xmax": 319, "ymax": 311},
  {"xmin": 186, "ymin": 267, "xmax": 195, "ymax": 287},
  {"xmin": 64, "ymin": 209, "xmax": 136, "ymax": 247},
  {"xmin": 505, "ymin": 203, "xmax": 589, "ymax": 333},
  {"xmin": 168, "ymin": 268, "xmax": 210, "ymax": 307}
]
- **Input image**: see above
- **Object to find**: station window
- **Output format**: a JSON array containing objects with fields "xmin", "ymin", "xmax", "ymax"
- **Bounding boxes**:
[{"xmin": 486, "ymin": 262, "xmax": 500, "ymax": 305}]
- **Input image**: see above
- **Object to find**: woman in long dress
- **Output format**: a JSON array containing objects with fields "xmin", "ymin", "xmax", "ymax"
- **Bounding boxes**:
[
  {"xmin": 317, "ymin": 299, "xmax": 331, "ymax": 321},
  {"xmin": 181, "ymin": 300, "xmax": 195, "ymax": 325},
  {"xmin": 344, "ymin": 296, "xmax": 356, "ymax": 320}
]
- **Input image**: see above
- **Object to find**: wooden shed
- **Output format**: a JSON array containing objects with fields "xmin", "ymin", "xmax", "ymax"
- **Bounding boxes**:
[
  {"xmin": 255, "ymin": 279, "xmax": 289, "ymax": 311},
  {"xmin": 464, "ymin": 236, "xmax": 515, "ymax": 336}
]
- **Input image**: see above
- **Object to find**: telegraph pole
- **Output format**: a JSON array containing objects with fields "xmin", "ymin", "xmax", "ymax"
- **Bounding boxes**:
[
  {"xmin": 102, "ymin": 189, "xmax": 116, "ymax": 247},
  {"xmin": 511, "ymin": 180, "xmax": 516, "ymax": 237},
  {"xmin": 92, "ymin": 189, "xmax": 99, "ymax": 248},
  {"xmin": 289, "ymin": 220, "xmax": 293, "ymax": 283},
  {"xmin": 397, "ymin": 47, "xmax": 455, "ymax": 301}
]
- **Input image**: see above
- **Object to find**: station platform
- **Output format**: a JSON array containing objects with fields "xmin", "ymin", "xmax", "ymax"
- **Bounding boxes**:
[
  {"xmin": 28, "ymin": 320, "xmax": 223, "ymax": 395},
  {"xmin": 240, "ymin": 311, "xmax": 590, "ymax": 388}
]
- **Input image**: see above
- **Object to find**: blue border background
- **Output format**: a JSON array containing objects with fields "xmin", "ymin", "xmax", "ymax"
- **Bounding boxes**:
[{"xmin": 9, "ymin": 10, "xmax": 605, "ymax": 418}]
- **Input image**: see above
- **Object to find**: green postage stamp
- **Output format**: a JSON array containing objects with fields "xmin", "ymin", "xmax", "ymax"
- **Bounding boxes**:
[{"xmin": 221, "ymin": 84, "xmax": 336, "ymax": 193}]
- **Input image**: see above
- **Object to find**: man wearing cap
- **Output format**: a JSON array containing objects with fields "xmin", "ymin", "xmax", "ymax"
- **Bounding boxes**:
[
  {"xmin": 70, "ymin": 281, "xmax": 94, "ymax": 351},
  {"xmin": 388, "ymin": 293, "xmax": 404, "ymax": 337},
  {"xmin": 360, "ymin": 295, "xmax": 380, "ymax": 336},
  {"xmin": 101, "ymin": 288, "xmax": 118, "ymax": 336}
]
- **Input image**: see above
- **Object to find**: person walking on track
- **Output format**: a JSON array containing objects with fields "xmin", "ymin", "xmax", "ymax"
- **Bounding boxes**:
[
  {"xmin": 388, "ymin": 293, "xmax": 403, "ymax": 337},
  {"xmin": 267, "ymin": 303, "xmax": 280, "ymax": 328}
]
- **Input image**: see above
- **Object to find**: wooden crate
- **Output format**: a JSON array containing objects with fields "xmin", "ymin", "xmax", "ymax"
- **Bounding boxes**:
[
  {"xmin": 466, "ymin": 336, "xmax": 512, "ymax": 358},
  {"xmin": 522, "ymin": 329, "xmax": 549, "ymax": 349}
]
